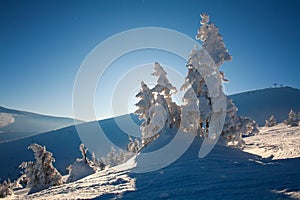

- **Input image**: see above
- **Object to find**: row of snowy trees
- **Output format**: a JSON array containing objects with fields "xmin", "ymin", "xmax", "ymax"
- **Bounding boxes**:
[
  {"xmin": 0, "ymin": 143, "xmax": 108, "ymax": 197},
  {"xmin": 265, "ymin": 109, "xmax": 300, "ymax": 127},
  {"xmin": 135, "ymin": 13, "xmax": 259, "ymax": 148}
]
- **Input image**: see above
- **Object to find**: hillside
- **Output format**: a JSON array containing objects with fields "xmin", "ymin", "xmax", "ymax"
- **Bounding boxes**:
[
  {"xmin": 0, "ymin": 106, "xmax": 83, "ymax": 142},
  {"xmin": 230, "ymin": 87, "xmax": 300, "ymax": 126}
]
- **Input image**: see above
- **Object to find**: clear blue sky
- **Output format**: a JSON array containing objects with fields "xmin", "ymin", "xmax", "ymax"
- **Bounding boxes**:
[{"xmin": 1, "ymin": 0, "xmax": 299, "ymax": 120}]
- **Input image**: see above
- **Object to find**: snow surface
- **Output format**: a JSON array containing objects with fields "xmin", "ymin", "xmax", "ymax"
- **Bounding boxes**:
[
  {"xmin": 5, "ymin": 130, "xmax": 300, "ymax": 199},
  {"xmin": 243, "ymin": 123, "xmax": 300, "ymax": 160}
]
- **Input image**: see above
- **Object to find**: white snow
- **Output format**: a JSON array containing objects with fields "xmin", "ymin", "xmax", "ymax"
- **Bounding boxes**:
[
  {"xmin": 243, "ymin": 123, "xmax": 300, "ymax": 160},
  {"xmin": 9, "ymin": 157, "xmax": 137, "ymax": 199}
]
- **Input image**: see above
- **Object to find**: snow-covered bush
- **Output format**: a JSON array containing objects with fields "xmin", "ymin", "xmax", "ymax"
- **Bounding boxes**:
[
  {"xmin": 67, "ymin": 144, "xmax": 102, "ymax": 183},
  {"xmin": 265, "ymin": 115, "xmax": 277, "ymax": 127},
  {"xmin": 127, "ymin": 137, "xmax": 141, "ymax": 153},
  {"xmin": 101, "ymin": 146, "xmax": 132, "ymax": 167},
  {"xmin": 221, "ymin": 98, "xmax": 259, "ymax": 147},
  {"xmin": 0, "ymin": 179, "xmax": 13, "ymax": 198},
  {"xmin": 19, "ymin": 143, "xmax": 63, "ymax": 193},
  {"xmin": 283, "ymin": 109, "xmax": 299, "ymax": 127}
]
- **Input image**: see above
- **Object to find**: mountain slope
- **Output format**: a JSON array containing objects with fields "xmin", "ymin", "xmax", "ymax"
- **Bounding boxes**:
[
  {"xmin": 229, "ymin": 87, "xmax": 300, "ymax": 126},
  {"xmin": 0, "ymin": 114, "xmax": 139, "ymax": 180},
  {"xmin": 0, "ymin": 106, "xmax": 83, "ymax": 142}
]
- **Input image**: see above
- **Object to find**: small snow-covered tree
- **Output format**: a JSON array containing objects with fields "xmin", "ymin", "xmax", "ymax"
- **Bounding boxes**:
[
  {"xmin": 297, "ymin": 111, "xmax": 300, "ymax": 121},
  {"xmin": 135, "ymin": 62, "xmax": 180, "ymax": 146},
  {"xmin": 134, "ymin": 81, "xmax": 155, "ymax": 146},
  {"xmin": 0, "ymin": 179, "xmax": 13, "ymax": 198},
  {"xmin": 127, "ymin": 136, "xmax": 141, "ymax": 153},
  {"xmin": 151, "ymin": 62, "xmax": 179, "ymax": 127},
  {"xmin": 101, "ymin": 146, "xmax": 132, "ymax": 167},
  {"xmin": 284, "ymin": 109, "xmax": 298, "ymax": 127},
  {"xmin": 91, "ymin": 152, "xmax": 105, "ymax": 169},
  {"xmin": 265, "ymin": 115, "xmax": 277, "ymax": 127},
  {"xmin": 134, "ymin": 81, "xmax": 154, "ymax": 123},
  {"xmin": 67, "ymin": 144, "xmax": 100, "ymax": 183},
  {"xmin": 19, "ymin": 143, "xmax": 62, "ymax": 193}
]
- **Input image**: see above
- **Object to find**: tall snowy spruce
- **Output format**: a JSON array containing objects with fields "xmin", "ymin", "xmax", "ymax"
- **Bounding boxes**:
[
  {"xmin": 135, "ymin": 62, "xmax": 179, "ymax": 146},
  {"xmin": 181, "ymin": 13, "xmax": 231, "ymax": 137},
  {"xmin": 265, "ymin": 115, "xmax": 277, "ymax": 127},
  {"xmin": 180, "ymin": 13, "xmax": 258, "ymax": 146},
  {"xmin": 19, "ymin": 143, "xmax": 62, "ymax": 193}
]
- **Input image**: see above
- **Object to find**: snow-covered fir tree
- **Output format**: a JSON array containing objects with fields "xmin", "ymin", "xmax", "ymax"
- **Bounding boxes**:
[
  {"xmin": 265, "ymin": 115, "xmax": 277, "ymax": 127},
  {"xmin": 181, "ymin": 13, "xmax": 230, "ymax": 136},
  {"xmin": 67, "ymin": 144, "xmax": 100, "ymax": 183},
  {"xmin": 284, "ymin": 109, "xmax": 298, "ymax": 127},
  {"xmin": 19, "ymin": 143, "xmax": 63, "ymax": 193},
  {"xmin": 135, "ymin": 62, "xmax": 180, "ymax": 146}
]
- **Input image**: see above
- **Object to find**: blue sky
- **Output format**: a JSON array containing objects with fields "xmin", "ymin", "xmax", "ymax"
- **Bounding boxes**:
[{"xmin": 0, "ymin": 0, "xmax": 299, "ymax": 120}]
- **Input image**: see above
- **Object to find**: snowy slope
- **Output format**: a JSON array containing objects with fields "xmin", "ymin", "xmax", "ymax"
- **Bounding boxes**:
[
  {"xmin": 243, "ymin": 123, "xmax": 300, "ymax": 160},
  {"xmin": 230, "ymin": 87, "xmax": 300, "ymax": 126},
  {"xmin": 0, "ymin": 106, "xmax": 83, "ymax": 142},
  {"xmin": 7, "ymin": 133, "xmax": 300, "ymax": 200},
  {"xmin": 1, "ymin": 96, "xmax": 300, "ymax": 199}
]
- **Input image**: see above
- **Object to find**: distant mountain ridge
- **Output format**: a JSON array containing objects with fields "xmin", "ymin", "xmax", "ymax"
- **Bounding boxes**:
[
  {"xmin": 229, "ymin": 87, "xmax": 300, "ymax": 126},
  {"xmin": 0, "ymin": 106, "xmax": 83, "ymax": 142}
]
